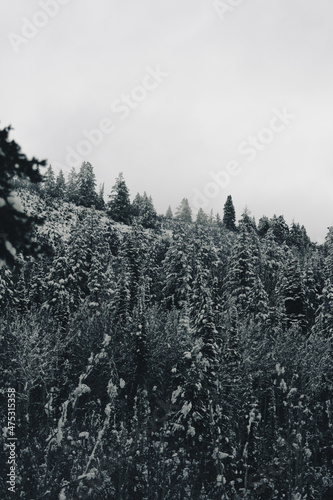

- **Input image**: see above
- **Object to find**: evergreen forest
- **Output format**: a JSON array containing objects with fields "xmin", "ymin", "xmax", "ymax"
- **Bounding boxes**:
[{"xmin": 0, "ymin": 128, "xmax": 333, "ymax": 499}]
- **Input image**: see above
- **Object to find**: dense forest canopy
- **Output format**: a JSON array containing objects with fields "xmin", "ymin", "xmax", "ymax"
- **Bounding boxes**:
[{"xmin": 0, "ymin": 134, "xmax": 332, "ymax": 499}]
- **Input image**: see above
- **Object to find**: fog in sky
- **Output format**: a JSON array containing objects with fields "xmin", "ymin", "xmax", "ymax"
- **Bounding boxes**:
[{"xmin": 1, "ymin": 0, "xmax": 333, "ymax": 242}]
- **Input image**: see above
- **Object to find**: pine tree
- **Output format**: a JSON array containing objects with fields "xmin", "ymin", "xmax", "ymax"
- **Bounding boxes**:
[
  {"xmin": 111, "ymin": 255, "xmax": 132, "ymax": 325},
  {"xmin": 279, "ymin": 251, "xmax": 306, "ymax": 329},
  {"xmin": 162, "ymin": 228, "xmax": 193, "ymax": 309},
  {"xmin": 171, "ymin": 232, "xmax": 224, "ymax": 496},
  {"xmin": 288, "ymin": 222, "xmax": 311, "ymax": 253},
  {"xmin": 131, "ymin": 193, "xmax": 142, "ymax": 218},
  {"xmin": 258, "ymin": 216, "xmax": 270, "ymax": 237},
  {"xmin": 54, "ymin": 169, "xmax": 66, "ymax": 199},
  {"xmin": 324, "ymin": 226, "xmax": 333, "ymax": 283},
  {"xmin": 108, "ymin": 224, "xmax": 152, "ymax": 333},
  {"xmin": 270, "ymin": 215, "xmax": 289, "ymax": 244},
  {"xmin": 196, "ymin": 208, "xmax": 208, "ymax": 225},
  {"xmin": 14, "ymin": 260, "xmax": 30, "ymax": 313},
  {"xmin": 77, "ymin": 161, "xmax": 97, "ymax": 207},
  {"xmin": 223, "ymin": 195, "xmax": 236, "ymax": 231},
  {"xmin": 313, "ymin": 232, "xmax": 333, "ymax": 338},
  {"xmin": 261, "ymin": 229, "xmax": 284, "ymax": 306},
  {"xmin": 44, "ymin": 165, "xmax": 56, "ymax": 198},
  {"xmin": 176, "ymin": 198, "xmax": 192, "ymax": 223},
  {"xmin": 27, "ymin": 258, "xmax": 47, "ymax": 308},
  {"xmin": 215, "ymin": 212, "xmax": 223, "ymax": 229},
  {"xmin": 107, "ymin": 173, "xmax": 131, "ymax": 224},
  {"xmin": 65, "ymin": 167, "xmax": 79, "ymax": 204},
  {"xmin": 224, "ymin": 216, "xmax": 268, "ymax": 322},
  {"xmin": 131, "ymin": 284, "xmax": 148, "ymax": 393},
  {"xmin": 166, "ymin": 205, "xmax": 173, "ymax": 219},
  {"xmin": 43, "ymin": 243, "xmax": 71, "ymax": 324},
  {"xmin": 132, "ymin": 192, "xmax": 157, "ymax": 228},
  {"xmin": 95, "ymin": 183, "xmax": 105, "ymax": 210},
  {"xmin": 0, "ymin": 266, "xmax": 15, "ymax": 313},
  {"xmin": 238, "ymin": 207, "xmax": 256, "ymax": 232},
  {"xmin": 87, "ymin": 235, "xmax": 113, "ymax": 309},
  {"xmin": 302, "ymin": 260, "xmax": 320, "ymax": 327}
]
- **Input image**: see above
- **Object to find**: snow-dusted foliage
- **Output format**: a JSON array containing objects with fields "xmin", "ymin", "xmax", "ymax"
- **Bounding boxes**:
[{"xmin": 0, "ymin": 184, "xmax": 332, "ymax": 500}]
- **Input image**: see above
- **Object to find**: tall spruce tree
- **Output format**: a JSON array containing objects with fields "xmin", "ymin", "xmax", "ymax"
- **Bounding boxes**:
[
  {"xmin": 258, "ymin": 215, "xmax": 270, "ymax": 237},
  {"xmin": 132, "ymin": 192, "xmax": 157, "ymax": 228},
  {"xmin": 270, "ymin": 214, "xmax": 289, "ymax": 244},
  {"xmin": 65, "ymin": 167, "xmax": 79, "ymax": 204},
  {"xmin": 224, "ymin": 215, "xmax": 268, "ymax": 322},
  {"xmin": 44, "ymin": 165, "xmax": 56, "ymax": 198},
  {"xmin": 107, "ymin": 173, "xmax": 131, "ymax": 224},
  {"xmin": 131, "ymin": 193, "xmax": 142, "ymax": 218},
  {"xmin": 166, "ymin": 205, "xmax": 173, "ymax": 219},
  {"xmin": 77, "ymin": 161, "xmax": 97, "ymax": 207},
  {"xmin": 95, "ymin": 183, "xmax": 105, "ymax": 210},
  {"xmin": 223, "ymin": 195, "xmax": 236, "ymax": 230},
  {"xmin": 162, "ymin": 227, "xmax": 193, "ymax": 309},
  {"xmin": 313, "ymin": 227, "xmax": 333, "ymax": 337},
  {"xmin": 196, "ymin": 208, "xmax": 208, "ymax": 225},
  {"xmin": 279, "ymin": 252, "xmax": 306, "ymax": 329},
  {"xmin": 176, "ymin": 198, "xmax": 192, "ymax": 223},
  {"xmin": 54, "ymin": 169, "xmax": 66, "ymax": 199}
]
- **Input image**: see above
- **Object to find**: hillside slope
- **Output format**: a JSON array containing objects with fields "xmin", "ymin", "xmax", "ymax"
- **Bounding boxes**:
[{"xmin": 0, "ymin": 187, "xmax": 332, "ymax": 500}]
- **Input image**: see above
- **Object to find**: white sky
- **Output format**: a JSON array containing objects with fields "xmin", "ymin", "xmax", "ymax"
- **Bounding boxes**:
[{"xmin": 1, "ymin": 0, "xmax": 333, "ymax": 242}]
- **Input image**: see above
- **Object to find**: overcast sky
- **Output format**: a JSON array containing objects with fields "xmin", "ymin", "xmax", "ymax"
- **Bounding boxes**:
[{"xmin": 1, "ymin": 0, "xmax": 333, "ymax": 242}]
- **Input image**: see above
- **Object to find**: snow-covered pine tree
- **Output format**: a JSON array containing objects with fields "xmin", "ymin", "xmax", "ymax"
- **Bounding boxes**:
[
  {"xmin": 65, "ymin": 167, "xmax": 79, "ymax": 204},
  {"xmin": 223, "ymin": 195, "xmax": 236, "ymax": 231},
  {"xmin": 269, "ymin": 214, "xmax": 289, "ymax": 244},
  {"xmin": 278, "ymin": 251, "xmax": 306, "ymax": 330},
  {"xmin": 95, "ymin": 183, "xmax": 105, "ymax": 210},
  {"xmin": 176, "ymin": 198, "xmax": 192, "ymax": 223},
  {"xmin": 132, "ymin": 192, "xmax": 157, "ymax": 228},
  {"xmin": 162, "ymin": 227, "xmax": 193, "ymax": 309},
  {"xmin": 166, "ymin": 205, "xmax": 173, "ymax": 219},
  {"xmin": 87, "ymin": 234, "xmax": 114, "ymax": 311},
  {"xmin": 107, "ymin": 172, "xmax": 132, "ymax": 224},
  {"xmin": 313, "ymin": 227, "xmax": 333, "ymax": 338},
  {"xmin": 54, "ymin": 169, "xmax": 66, "ymax": 199},
  {"xmin": 43, "ymin": 165, "xmax": 56, "ymax": 198},
  {"xmin": 224, "ymin": 214, "xmax": 267, "ymax": 322},
  {"xmin": 77, "ymin": 161, "xmax": 97, "ymax": 207},
  {"xmin": 196, "ymin": 207, "xmax": 208, "ymax": 225}
]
